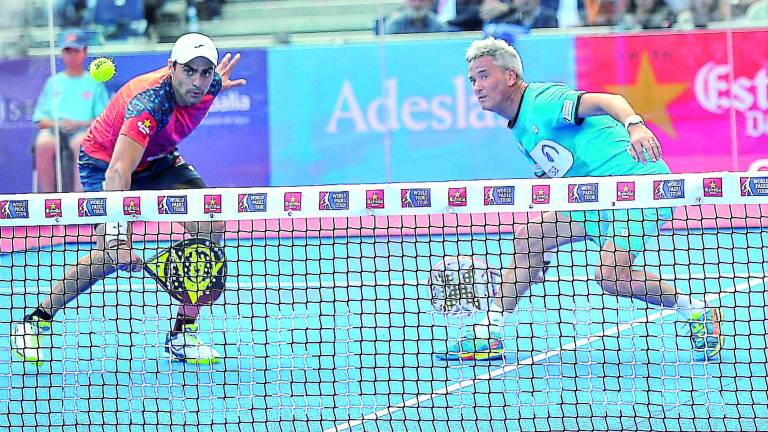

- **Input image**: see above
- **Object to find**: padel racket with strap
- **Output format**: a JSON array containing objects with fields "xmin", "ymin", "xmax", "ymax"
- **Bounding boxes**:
[{"xmin": 144, "ymin": 237, "xmax": 227, "ymax": 306}]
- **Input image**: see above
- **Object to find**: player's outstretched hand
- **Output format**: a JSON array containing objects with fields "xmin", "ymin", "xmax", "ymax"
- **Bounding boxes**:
[
  {"xmin": 217, "ymin": 52, "xmax": 247, "ymax": 91},
  {"xmin": 105, "ymin": 240, "xmax": 144, "ymax": 273},
  {"xmin": 627, "ymin": 124, "xmax": 662, "ymax": 164}
]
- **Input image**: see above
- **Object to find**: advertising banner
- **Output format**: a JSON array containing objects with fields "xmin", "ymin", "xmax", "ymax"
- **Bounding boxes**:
[
  {"xmin": 576, "ymin": 30, "xmax": 768, "ymax": 173},
  {"xmin": 0, "ymin": 58, "xmax": 51, "ymax": 193},
  {"xmin": 267, "ymin": 36, "xmax": 576, "ymax": 186},
  {"xmin": 0, "ymin": 49, "xmax": 268, "ymax": 193}
]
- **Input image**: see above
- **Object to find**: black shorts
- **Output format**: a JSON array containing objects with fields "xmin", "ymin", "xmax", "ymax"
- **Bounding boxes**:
[{"xmin": 79, "ymin": 149, "xmax": 206, "ymax": 191}]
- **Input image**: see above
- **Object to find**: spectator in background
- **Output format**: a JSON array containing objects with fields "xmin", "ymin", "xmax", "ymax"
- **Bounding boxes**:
[
  {"xmin": 478, "ymin": 0, "xmax": 558, "ymax": 44},
  {"xmin": 617, "ymin": 0, "xmax": 677, "ymax": 29},
  {"xmin": 53, "ymin": 0, "xmax": 92, "ymax": 26},
  {"xmin": 385, "ymin": 0, "xmax": 447, "ymax": 34},
  {"xmin": 0, "ymin": 0, "xmax": 28, "ymax": 58},
  {"xmin": 437, "ymin": 0, "xmax": 486, "ymax": 31},
  {"xmin": 675, "ymin": 0, "xmax": 725, "ymax": 27},
  {"xmin": 582, "ymin": 0, "xmax": 630, "ymax": 26},
  {"xmin": 480, "ymin": 0, "xmax": 559, "ymax": 29},
  {"xmin": 144, "ymin": 0, "xmax": 167, "ymax": 29},
  {"xmin": 32, "ymin": 30, "xmax": 109, "ymax": 192},
  {"xmin": 196, "ymin": 0, "xmax": 225, "ymax": 20}
]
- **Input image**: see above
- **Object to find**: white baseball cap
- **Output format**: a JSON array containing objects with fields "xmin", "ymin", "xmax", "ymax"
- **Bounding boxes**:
[{"xmin": 170, "ymin": 33, "xmax": 218, "ymax": 66}]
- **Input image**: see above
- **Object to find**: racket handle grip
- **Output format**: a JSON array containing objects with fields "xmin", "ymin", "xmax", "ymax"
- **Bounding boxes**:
[{"xmin": 105, "ymin": 221, "xmax": 130, "ymax": 245}]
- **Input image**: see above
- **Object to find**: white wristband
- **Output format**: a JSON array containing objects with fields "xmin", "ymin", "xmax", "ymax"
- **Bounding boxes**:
[
  {"xmin": 105, "ymin": 221, "xmax": 129, "ymax": 245},
  {"xmin": 624, "ymin": 114, "xmax": 645, "ymax": 131}
]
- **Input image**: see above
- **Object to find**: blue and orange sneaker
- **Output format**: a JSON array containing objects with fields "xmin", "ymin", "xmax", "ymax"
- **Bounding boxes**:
[
  {"xmin": 436, "ymin": 328, "xmax": 504, "ymax": 361},
  {"xmin": 689, "ymin": 308, "xmax": 724, "ymax": 360}
]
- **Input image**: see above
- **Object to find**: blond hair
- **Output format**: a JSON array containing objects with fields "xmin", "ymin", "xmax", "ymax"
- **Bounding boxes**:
[{"xmin": 465, "ymin": 37, "xmax": 524, "ymax": 79}]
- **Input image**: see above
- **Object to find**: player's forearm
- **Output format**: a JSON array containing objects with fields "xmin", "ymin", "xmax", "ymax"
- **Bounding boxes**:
[
  {"xmin": 106, "ymin": 135, "xmax": 145, "ymax": 190},
  {"xmin": 103, "ymin": 167, "xmax": 131, "ymax": 191},
  {"xmin": 577, "ymin": 93, "xmax": 637, "ymax": 124},
  {"xmin": 36, "ymin": 119, "xmax": 92, "ymax": 130}
]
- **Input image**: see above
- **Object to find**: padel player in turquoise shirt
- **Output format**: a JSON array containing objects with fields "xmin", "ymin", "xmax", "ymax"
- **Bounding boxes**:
[
  {"xmin": 510, "ymin": 82, "xmax": 670, "ymax": 178},
  {"xmin": 437, "ymin": 37, "xmax": 723, "ymax": 362}
]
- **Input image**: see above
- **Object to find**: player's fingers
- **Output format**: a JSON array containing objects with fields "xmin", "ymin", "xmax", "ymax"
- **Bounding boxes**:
[
  {"xmin": 229, "ymin": 78, "xmax": 247, "ymax": 87},
  {"xmin": 648, "ymin": 139, "xmax": 662, "ymax": 161},
  {"xmin": 628, "ymin": 143, "xmax": 641, "ymax": 162},
  {"xmin": 220, "ymin": 53, "xmax": 239, "ymax": 75},
  {"xmin": 648, "ymin": 139, "xmax": 659, "ymax": 162},
  {"xmin": 227, "ymin": 53, "xmax": 241, "ymax": 69},
  {"xmin": 216, "ymin": 53, "xmax": 231, "ymax": 73},
  {"xmin": 638, "ymin": 140, "xmax": 651, "ymax": 163},
  {"xmin": 127, "ymin": 254, "xmax": 143, "ymax": 272},
  {"xmin": 644, "ymin": 140, "xmax": 656, "ymax": 161}
]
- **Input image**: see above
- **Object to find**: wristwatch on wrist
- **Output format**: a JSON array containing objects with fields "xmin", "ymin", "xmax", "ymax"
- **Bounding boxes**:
[{"xmin": 624, "ymin": 114, "xmax": 645, "ymax": 131}]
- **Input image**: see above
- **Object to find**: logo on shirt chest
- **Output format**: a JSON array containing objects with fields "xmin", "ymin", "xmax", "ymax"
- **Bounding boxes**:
[{"xmin": 527, "ymin": 140, "xmax": 574, "ymax": 178}]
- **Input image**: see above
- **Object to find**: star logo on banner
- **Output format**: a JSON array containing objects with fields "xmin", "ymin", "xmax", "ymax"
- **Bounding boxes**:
[{"xmin": 605, "ymin": 52, "xmax": 688, "ymax": 138}]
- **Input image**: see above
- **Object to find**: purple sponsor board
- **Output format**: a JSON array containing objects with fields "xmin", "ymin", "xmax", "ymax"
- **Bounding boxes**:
[
  {"xmin": 653, "ymin": 179, "xmax": 685, "ymax": 200},
  {"xmin": 319, "ymin": 191, "xmax": 350, "ymax": 210},
  {"xmin": 401, "ymin": 188, "xmax": 431, "ymax": 208},
  {"xmin": 239, "ymin": 193, "xmax": 267, "ymax": 212},
  {"xmin": 741, "ymin": 177, "xmax": 768, "ymax": 197},
  {"xmin": 484, "ymin": 186, "xmax": 515, "ymax": 206},
  {"xmin": 568, "ymin": 183, "xmax": 598, "ymax": 203},
  {"xmin": 158, "ymin": 196, "xmax": 188, "ymax": 215}
]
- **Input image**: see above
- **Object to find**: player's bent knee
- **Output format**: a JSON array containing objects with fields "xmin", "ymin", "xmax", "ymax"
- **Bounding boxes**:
[
  {"xmin": 595, "ymin": 264, "xmax": 631, "ymax": 295},
  {"xmin": 208, "ymin": 221, "xmax": 225, "ymax": 243},
  {"xmin": 35, "ymin": 135, "xmax": 56, "ymax": 150},
  {"xmin": 500, "ymin": 297, "xmax": 518, "ymax": 311},
  {"xmin": 211, "ymin": 220, "xmax": 225, "ymax": 233},
  {"xmin": 514, "ymin": 224, "xmax": 531, "ymax": 241},
  {"xmin": 184, "ymin": 220, "xmax": 225, "ymax": 243}
]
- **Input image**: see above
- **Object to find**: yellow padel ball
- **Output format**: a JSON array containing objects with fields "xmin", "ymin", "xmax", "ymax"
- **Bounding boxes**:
[{"xmin": 89, "ymin": 57, "xmax": 116, "ymax": 82}]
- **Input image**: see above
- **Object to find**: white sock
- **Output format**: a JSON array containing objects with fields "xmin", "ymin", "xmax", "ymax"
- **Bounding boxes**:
[
  {"xmin": 474, "ymin": 303, "xmax": 506, "ymax": 338},
  {"xmin": 675, "ymin": 295, "xmax": 707, "ymax": 319}
]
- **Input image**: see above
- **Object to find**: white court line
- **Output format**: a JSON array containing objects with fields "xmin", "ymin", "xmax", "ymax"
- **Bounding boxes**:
[
  {"xmin": 1, "ymin": 271, "xmax": 764, "ymax": 293},
  {"xmin": 324, "ymin": 276, "xmax": 768, "ymax": 432}
]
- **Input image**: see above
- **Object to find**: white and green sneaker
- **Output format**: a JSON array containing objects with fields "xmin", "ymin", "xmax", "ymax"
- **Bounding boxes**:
[
  {"xmin": 165, "ymin": 323, "xmax": 221, "ymax": 365},
  {"xmin": 11, "ymin": 318, "xmax": 52, "ymax": 366}
]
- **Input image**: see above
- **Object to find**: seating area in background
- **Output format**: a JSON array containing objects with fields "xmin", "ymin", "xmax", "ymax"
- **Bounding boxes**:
[
  {"xmin": 1, "ymin": 0, "xmax": 404, "ymax": 54},
  {"xmin": 0, "ymin": 0, "xmax": 765, "ymax": 57}
]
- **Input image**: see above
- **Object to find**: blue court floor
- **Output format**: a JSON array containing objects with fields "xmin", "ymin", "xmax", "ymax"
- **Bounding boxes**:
[{"xmin": 0, "ymin": 229, "xmax": 767, "ymax": 432}]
